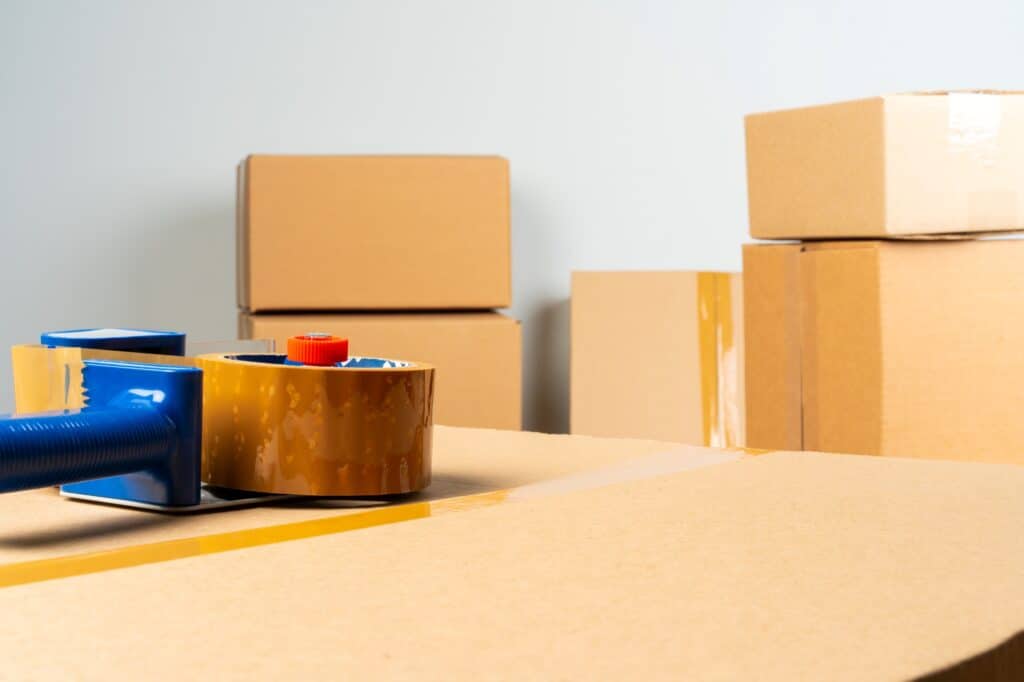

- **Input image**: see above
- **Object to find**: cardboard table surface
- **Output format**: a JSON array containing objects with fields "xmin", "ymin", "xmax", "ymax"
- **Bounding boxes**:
[
  {"xmin": 0, "ymin": 426, "xmax": 683, "ymax": 564},
  {"xmin": 0, "ymin": 428, "xmax": 1022, "ymax": 680}
]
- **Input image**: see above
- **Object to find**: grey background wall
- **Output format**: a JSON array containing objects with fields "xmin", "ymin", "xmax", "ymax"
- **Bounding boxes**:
[{"xmin": 2, "ymin": 1, "xmax": 1022, "ymax": 430}]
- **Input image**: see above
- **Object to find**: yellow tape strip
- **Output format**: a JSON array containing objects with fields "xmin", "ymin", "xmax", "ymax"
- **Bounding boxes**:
[
  {"xmin": 696, "ymin": 273, "xmax": 719, "ymax": 447},
  {"xmin": 715, "ymin": 272, "xmax": 741, "ymax": 448},
  {"xmin": 0, "ymin": 490, "xmax": 508, "ymax": 590},
  {"xmin": 11, "ymin": 345, "xmax": 82, "ymax": 413},
  {"xmin": 0, "ymin": 447, "xmax": 767, "ymax": 591},
  {"xmin": 696, "ymin": 273, "xmax": 742, "ymax": 449},
  {"xmin": 11, "ymin": 345, "xmax": 197, "ymax": 414}
]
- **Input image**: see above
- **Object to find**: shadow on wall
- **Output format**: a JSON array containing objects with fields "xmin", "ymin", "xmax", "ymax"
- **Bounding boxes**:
[
  {"xmin": 511, "ymin": 178, "xmax": 572, "ymax": 434},
  {"xmin": 524, "ymin": 298, "xmax": 569, "ymax": 434}
]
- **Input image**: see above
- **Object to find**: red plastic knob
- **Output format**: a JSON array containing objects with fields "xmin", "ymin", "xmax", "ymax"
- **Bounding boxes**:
[{"xmin": 286, "ymin": 334, "xmax": 349, "ymax": 366}]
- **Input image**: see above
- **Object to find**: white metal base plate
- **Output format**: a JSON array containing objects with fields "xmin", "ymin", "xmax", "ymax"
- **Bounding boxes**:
[{"xmin": 60, "ymin": 485, "xmax": 295, "ymax": 513}]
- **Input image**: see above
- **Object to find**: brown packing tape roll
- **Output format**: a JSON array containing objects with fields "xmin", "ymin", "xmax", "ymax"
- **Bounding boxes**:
[{"xmin": 197, "ymin": 354, "xmax": 435, "ymax": 496}]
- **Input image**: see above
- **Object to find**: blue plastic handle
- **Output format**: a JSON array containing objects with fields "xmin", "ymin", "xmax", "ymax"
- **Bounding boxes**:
[
  {"xmin": 0, "ymin": 407, "xmax": 172, "ymax": 493},
  {"xmin": 0, "ymin": 359, "xmax": 203, "ymax": 507}
]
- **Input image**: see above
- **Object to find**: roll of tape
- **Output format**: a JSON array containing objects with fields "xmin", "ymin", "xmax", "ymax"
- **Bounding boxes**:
[{"xmin": 197, "ymin": 353, "xmax": 434, "ymax": 496}]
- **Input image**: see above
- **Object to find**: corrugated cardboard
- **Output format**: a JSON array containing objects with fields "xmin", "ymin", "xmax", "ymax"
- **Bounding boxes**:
[
  {"xmin": 237, "ymin": 155, "xmax": 511, "ymax": 311},
  {"xmin": 0, "ymin": 426, "xmax": 685, "ymax": 564},
  {"xmin": 570, "ymin": 271, "xmax": 744, "ymax": 446},
  {"xmin": 746, "ymin": 92, "xmax": 1024, "ymax": 239},
  {"xmin": 1, "ymin": 428, "xmax": 1023, "ymax": 679},
  {"xmin": 241, "ymin": 311, "xmax": 521, "ymax": 430},
  {"xmin": 744, "ymin": 238, "xmax": 1024, "ymax": 463}
]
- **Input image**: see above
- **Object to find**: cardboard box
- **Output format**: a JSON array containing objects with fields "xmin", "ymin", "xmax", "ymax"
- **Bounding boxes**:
[
  {"xmin": 571, "ymin": 271, "xmax": 744, "ymax": 446},
  {"xmin": 1, "ymin": 427, "xmax": 1023, "ymax": 679},
  {"xmin": 237, "ymin": 155, "xmax": 511, "ymax": 311},
  {"xmin": 744, "ymin": 238, "xmax": 1024, "ymax": 463},
  {"xmin": 241, "ymin": 311, "xmax": 521, "ymax": 430},
  {"xmin": 746, "ymin": 91, "xmax": 1024, "ymax": 239}
]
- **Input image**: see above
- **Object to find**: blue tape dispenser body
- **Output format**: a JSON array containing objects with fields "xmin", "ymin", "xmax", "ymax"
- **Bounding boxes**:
[
  {"xmin": 40, "ymin": 328, "xmax": 186, "ymax": 356},
  {"xmin": 0, "ymin": 328, "xmax": 292, "ymax": 512},
  {"xmin": 0, "ymin": 359, "xmax": 202, "ymax": 506}
]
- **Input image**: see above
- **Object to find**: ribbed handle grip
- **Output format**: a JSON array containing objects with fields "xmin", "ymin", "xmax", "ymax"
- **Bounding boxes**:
[{"xmin": 0, "ymin": 408, "xmax": 174, "ymax": 493}]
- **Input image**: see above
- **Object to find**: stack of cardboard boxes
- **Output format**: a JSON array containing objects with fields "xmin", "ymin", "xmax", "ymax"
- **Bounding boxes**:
[
  {"xmin": 744, "ymin": 92, "xmax": 1024, "ymax": 464},
  {"xmin": 236, "ymin": 155, "xmax": 522, "ymax": 430}
]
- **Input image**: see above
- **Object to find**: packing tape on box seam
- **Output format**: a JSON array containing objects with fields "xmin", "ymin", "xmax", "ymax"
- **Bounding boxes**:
[
  {"xmin": 697, "ymin": 273, "xmax": 742, "ymax": 448},
  {"xmin": 945, "ymin": 94, "xmax": 1022, "ymax": 230},
  {"xmin": 948, "ymin": 92, "xmax": 1000, "ymax": 164},
  {"xmin": 0, "ymin": 447, "xmax": 769, "ymax": 590},
  {"xmin": 715, "ymin": 273, "xmax": 743, "ymax": 447}
]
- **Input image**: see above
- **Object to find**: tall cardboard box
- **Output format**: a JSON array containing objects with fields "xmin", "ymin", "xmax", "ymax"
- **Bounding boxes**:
[
  {"xmin": 744, "ymin": 238, "xmax": 1024, "ymax": 464},
  {"xmin": 571, "ymin": 271, "xmax": 744, "ymax": 446},
  {"xmin": 241, "ymin": 312, "xmax": 521, "ymax": 430},
  {"xmin": 745, "ymin": 92, "xmax": 1024, "ymax": 239},
  {"xmin": 237, "ymin": 155, "xmax": 511, "ymax": 311}
]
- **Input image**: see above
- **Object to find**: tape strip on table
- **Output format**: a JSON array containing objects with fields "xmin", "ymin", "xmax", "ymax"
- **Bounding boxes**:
[{"xmin": 0, "ymin": 447, "xmax": 762, "ymax": 590}]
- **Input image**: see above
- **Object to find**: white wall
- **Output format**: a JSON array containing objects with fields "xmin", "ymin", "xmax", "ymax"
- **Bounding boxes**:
[{"xmin": 2, "ymin": 0, "xmax": 1022, "ymax": 431}]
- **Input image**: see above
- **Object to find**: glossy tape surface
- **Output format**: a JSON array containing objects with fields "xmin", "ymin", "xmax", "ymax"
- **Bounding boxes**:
[
  {"xmin": 696, "ymin": 273, "xmax": 741, "ymax": 448},
  {"xmin": 198, "ymin": 354, "xmax": 435, "ymax": 496}
]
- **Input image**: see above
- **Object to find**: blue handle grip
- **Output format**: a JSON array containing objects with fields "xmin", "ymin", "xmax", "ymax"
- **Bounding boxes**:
[
  {"xmin": 0, "ymin": 407, "xmax": 174, "ymax": 493},
  {"xmin": 0, "ymin": 359, "xmax": 203, "ymax": 507}
]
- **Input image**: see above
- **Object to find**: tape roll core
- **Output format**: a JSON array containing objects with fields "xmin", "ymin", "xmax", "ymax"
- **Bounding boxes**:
[{"xmin": 198, "ymin": 353, "xmax": 434, "ymax": 496}]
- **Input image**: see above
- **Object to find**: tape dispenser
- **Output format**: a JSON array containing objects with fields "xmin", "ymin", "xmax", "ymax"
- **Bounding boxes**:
[{"xmin": 1, "ymin": 329, "xmax": 435, "ymax": 512}]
